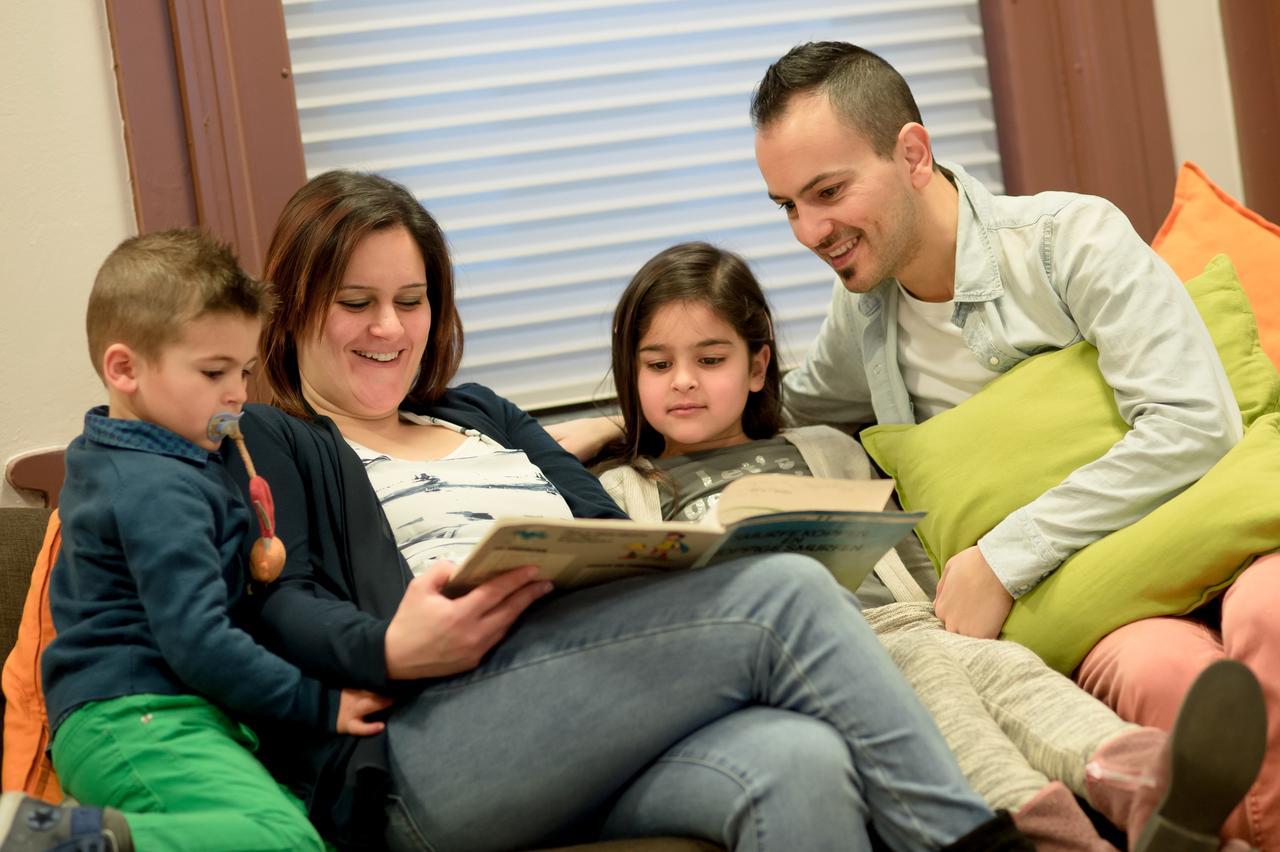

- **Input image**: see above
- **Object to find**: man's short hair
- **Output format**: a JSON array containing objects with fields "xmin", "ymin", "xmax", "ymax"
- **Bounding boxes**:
[
  {"xmin": 751, "ymin": 41, "xmax": 924, "ymax": 158},
  {"xmin": 86, "ymin": 229, "xmax": 270, "ymax": 377}
]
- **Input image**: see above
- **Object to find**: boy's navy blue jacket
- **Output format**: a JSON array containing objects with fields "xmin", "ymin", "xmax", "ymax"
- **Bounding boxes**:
[
  {"xmin": 42, "ymin": 407, "xmax": 340, "ymax": 736},
  {"xmin": 230, "ymin": 385, "xmax": 625, "ymax": 847}
]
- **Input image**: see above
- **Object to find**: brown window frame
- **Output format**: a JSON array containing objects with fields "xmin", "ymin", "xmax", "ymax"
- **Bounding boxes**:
[{"xmin": 106, "ymin": 0, "xmax": 305, "ymax": 277}]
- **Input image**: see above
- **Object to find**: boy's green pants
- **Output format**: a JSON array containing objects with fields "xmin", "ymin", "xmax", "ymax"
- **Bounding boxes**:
[{"xmin": 51, "ymin": 693, "xmax": 327, "ymax": 852}]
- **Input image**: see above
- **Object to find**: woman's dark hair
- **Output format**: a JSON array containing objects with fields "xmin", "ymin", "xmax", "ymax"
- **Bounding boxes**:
[
  {"xmin": 605, "ymin": 242, "xmax": 783, "ymax": 468},
  {"xmin": 260, "ymin": 170, "xmax": 464, "ymax": 418}
]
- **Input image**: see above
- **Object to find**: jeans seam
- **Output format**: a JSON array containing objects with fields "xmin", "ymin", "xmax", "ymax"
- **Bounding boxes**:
[
  {"xmin": 420, "ymin": 602, "xmax": 944, "ymax": 847},
  {"xmin": 423, "ymin": 618, "xmax": 776, "ymax": 692},
  {"xmin": 654, "ymin": 754, "xmax": 762, "ymax": 852},
  {"xmin": 758, "ymin": 624, "xmax": 938, "ymax": 848}
]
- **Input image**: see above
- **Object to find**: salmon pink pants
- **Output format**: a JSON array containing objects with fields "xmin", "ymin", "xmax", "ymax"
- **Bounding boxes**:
[{"xmin": 1076, "ymin": 553, "xmax": 1280, "ymax": 851}]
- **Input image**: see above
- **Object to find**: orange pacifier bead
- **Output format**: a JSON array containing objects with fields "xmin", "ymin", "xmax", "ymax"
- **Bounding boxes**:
[{"xmin": 250, "ymin": 536, "xmax": 286, "ymax": 583}]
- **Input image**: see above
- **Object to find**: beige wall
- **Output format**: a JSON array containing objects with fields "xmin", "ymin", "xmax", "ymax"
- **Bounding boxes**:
[
  {"xmin": 0, "ymin": 1, "xmax": 135, "ymax": 506},
  {"xmin": 1153, "ymin": 0, "xmax": 1246, "ymax": 200}
]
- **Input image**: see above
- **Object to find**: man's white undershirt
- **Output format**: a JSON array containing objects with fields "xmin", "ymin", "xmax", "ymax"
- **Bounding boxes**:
[{"xmin": 895, "ymin": 283, "xmax": 997, "ymax": 421}]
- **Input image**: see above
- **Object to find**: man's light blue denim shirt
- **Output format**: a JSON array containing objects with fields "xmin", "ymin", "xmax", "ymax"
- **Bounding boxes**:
[{"xmin": 783, "ymin": 161, "xmax": 1241, "ymax": 597}]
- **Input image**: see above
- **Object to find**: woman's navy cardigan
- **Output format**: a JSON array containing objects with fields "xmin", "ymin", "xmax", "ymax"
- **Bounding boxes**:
[{"xmin": 226, "ymin": 384, "xmax": 625, "ymax": 846}]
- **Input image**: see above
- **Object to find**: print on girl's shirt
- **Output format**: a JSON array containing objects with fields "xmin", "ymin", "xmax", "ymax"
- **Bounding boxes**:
[{"xmin": 658, "ymin": 438, "xmax": 811, "ymax": 523}]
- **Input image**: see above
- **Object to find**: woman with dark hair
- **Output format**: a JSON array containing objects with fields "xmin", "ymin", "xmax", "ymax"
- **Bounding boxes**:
[{"xmin": 232, "ymin": 170, "xmax": 1031, "ymax": 852}]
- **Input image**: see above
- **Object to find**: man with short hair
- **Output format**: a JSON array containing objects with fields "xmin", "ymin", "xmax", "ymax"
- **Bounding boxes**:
[
  {"xmin": 752, "ymin": 41, "xmax": 1239, "ymax": 638},
  {"xmin": 751, "ymin": 40, "xmax": 1271, "ymax": 852}
]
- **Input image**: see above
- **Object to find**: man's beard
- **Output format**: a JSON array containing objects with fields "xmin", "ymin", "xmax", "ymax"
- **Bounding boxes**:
[{"xmin": 838, "ymin": 192, "xmax": 920, "ymax": 292}]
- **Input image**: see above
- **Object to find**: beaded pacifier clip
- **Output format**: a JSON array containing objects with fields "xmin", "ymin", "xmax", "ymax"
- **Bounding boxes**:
[{"xmin": 208, "ymin": 412, "xmax": 286, "ymax": 583}]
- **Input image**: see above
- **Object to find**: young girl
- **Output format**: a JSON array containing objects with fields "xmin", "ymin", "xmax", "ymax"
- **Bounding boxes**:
[{"xmin": 596, "ymin": 241, "xmax": 1263, "ymax": 852}]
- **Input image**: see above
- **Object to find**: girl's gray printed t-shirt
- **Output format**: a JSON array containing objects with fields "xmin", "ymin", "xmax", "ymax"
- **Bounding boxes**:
[{"xmin": 656, "ymin": 437, "xmax": 810, "ymax": 522}]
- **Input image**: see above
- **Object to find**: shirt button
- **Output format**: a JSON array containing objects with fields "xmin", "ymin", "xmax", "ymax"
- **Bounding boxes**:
[
  {"xmin": 988, "ymin": 356, "xmax": 999, "ymax": 366},
  {"xmin": 140, "ymin": 713, "xmax": 153, "ymax": 724}
]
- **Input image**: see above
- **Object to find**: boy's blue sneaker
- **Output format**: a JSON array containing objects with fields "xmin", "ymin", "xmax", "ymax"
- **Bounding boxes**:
[{"xmin": 0, "ymin": 793, "xmax": 130, "ymax": 852}]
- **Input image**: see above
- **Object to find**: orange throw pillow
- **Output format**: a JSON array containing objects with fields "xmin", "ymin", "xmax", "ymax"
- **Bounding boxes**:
[
  {"xmin": 1, "ymin": 511, "xmax": 62, "ymax": 800},
  {"xmin": 1153, "ymin": 162, "xmax": 1280, "ymax": 369}
]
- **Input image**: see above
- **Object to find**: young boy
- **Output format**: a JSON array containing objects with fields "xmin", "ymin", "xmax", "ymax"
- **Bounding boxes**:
[{"xmin": 0, "ymin": 230, "xmax": 388, "ymax": 851}]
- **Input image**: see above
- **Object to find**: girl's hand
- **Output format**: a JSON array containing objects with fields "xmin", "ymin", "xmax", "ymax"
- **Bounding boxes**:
[
  {"xmin": 544, "ymin": 416, "xmax": 623, "ymax": 462},
  {"xmin": 384, "ymin": 562, "xmax": 553, "ymax": 680},
  {"xmin": 337, "ymin": 688, "xmax": 393, "ymax": 736}
]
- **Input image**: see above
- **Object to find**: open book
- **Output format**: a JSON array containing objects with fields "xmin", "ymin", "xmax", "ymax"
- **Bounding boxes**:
[{"xmin": 445, "ymin": 474, "xmax": 924, "ymax": 595}]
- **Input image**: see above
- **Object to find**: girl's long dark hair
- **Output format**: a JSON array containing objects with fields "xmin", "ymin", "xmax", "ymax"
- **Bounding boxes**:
[{"xmin": 602, "ymin": 242, "xmax": 783, "ymax": 470}]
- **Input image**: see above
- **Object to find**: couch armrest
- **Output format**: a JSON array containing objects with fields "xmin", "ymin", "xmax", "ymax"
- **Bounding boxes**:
[{"xmin": 5, "ymin": 449, "xmax": 66, "ymax": 510}]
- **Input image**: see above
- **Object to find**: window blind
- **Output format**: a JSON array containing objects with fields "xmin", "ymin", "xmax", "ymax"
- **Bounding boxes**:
[{"xmin": 282, "ymin": 0, "xmax": 1003, "ymax": 410}]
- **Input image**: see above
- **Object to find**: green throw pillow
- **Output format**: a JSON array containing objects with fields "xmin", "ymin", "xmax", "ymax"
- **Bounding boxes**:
[
  {"xmin": 1005, "ymin": 412, "xmax": 1280, "ymax": 671},
  {"xmin": 861, "ymin": 255, "xmax": 1280, "ymax": 671}
]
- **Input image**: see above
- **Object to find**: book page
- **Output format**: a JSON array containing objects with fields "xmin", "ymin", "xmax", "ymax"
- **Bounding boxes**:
[
  {"xmin": 445, "ymin": 518, "xmax": 722, "ymax": 595},
  {"xmin": 714, "ymin": 474, "xmax": 895, "ymax": 527},
  {"xmin": 704, "ymin": 510, "xmax": 923, "ymax": 592},
  {"xmin": 444, "ymin": 475, "xmax": 918, "ymax": 598}
]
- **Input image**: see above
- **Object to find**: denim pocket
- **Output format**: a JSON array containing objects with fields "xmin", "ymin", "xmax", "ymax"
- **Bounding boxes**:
[{"xmin": 384, "ymin": 794, "xmax": 436, "ymax": 852}]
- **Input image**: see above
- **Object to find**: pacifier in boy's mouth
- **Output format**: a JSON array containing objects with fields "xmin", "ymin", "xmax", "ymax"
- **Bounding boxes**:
[
  {"xmin": 209, "ymin": 411, "xmax": 287, "ymax": 584},
  {"xmin": 207, "ymin": 411, "xmax": 244, "ymax": 442}
]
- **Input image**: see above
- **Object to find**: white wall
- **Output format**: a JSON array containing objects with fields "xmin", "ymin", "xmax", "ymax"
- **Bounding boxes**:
[
  {"xmin": 1153, "ymin": 0, "xmax": 1246, "ymax": 200},
  {"xmin": 0, "ymin": 1, "xmax": 135, "ymax": 506}
]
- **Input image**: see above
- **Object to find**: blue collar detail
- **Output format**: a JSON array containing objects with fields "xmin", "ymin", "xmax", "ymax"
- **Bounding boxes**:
[{"xmin": 83, "ymin": 406, "xmax": 213, "ymax": 465}]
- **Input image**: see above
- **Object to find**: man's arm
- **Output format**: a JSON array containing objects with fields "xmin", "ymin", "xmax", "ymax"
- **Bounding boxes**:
[
  {"xmin": 980, "ymin": 198, "xmax": 1241, "ymax": 598},
  {"xmin": 781, "ymin": 279, "xmax": 877, "ymax": 429}
]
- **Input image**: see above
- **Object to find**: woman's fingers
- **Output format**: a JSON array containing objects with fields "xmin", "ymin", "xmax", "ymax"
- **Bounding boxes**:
[
  {"xmin": 460, "ymin": 565, "xmax": 548, "ymax": 616},
  {"xmin": 419, "ymin": 560, "xmax": 456, "ymax": 591},
  {"xmin": 386, "ymin": 563, "xmax": 553, "ymax": 679},
  {"xmin": 478, "ymin": 576, "xmax": 553, "ymax": 631},
  {"xmin": 461, "ymin": 569, "xmax": 554, "ymax": 656}
]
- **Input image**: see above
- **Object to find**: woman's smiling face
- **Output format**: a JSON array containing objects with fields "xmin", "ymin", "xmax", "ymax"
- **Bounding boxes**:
[{"xmin": 298, "ymin": 226, "xmax": 431, "ymax": 423}]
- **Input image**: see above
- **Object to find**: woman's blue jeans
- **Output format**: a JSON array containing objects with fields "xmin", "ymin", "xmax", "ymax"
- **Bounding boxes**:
[{"xmin": 383, "ymin": 554, "xmax": 991, "ymax": 851}]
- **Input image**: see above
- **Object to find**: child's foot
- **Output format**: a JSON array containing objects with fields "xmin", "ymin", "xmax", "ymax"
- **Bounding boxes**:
[
  {"xmin": 1014, "ymin": 781, "xmax": 1118, "ymax": 850},
  {"xmin": 938, "ymin": 810, "xmax": 1037, "ymax": 851},
  {"xmin": 1085, "ymin": 659, "xmax": 1266, "ymax": 852},
  {"xmin": 0, "ymin": 792, "xmax": 130, "ymax": 852}
]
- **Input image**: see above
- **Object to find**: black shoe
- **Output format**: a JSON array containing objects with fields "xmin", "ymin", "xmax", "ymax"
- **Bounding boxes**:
[
  {"xmin": 1134, "ymin": 659, "xmax": 1267, "ymax": 852},
  {"xmin": 939, "ymin": 810, "xmax": 1036, "ymax": 851},
  {"xmin": 0, "ymin": 793, "xmax": 117, "ymax": 852}
]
